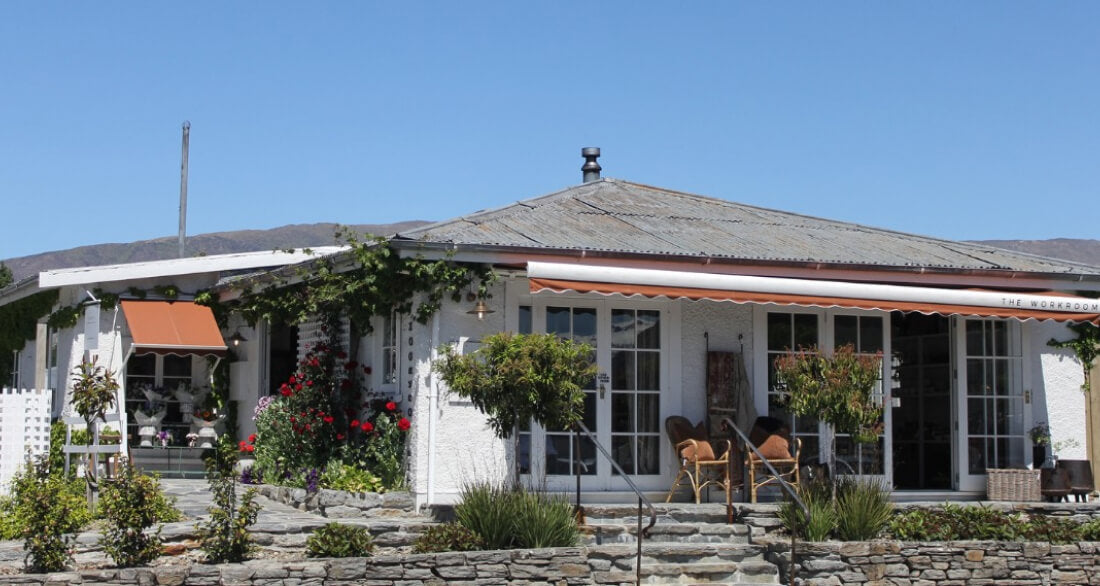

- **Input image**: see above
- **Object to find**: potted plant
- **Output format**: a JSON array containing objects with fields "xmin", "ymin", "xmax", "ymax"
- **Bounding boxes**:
[{"xmin": 1029, "ymin": 422, "xmax": 1051, "ymax": 468}]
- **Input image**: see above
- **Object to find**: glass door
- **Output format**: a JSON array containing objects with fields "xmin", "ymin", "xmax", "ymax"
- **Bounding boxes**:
[
  {"xmin": 520, "ymin": 300, "xmax": 667, "ymax": 491},
  {"xmin": 956, "ymin": 319, "xmax": 1027, "ymax": 491}
]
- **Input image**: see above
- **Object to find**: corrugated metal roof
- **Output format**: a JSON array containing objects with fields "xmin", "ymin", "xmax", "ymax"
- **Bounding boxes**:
[{"xmin": 396, "ymin": 179, "xmax": 1100, "ymax": 277}]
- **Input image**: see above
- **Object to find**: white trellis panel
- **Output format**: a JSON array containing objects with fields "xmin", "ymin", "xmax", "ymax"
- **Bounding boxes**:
[
  {"xmin": 0, "ymin": 388, "xmax": 53, "ymax": 494},
  {"xmin": 296, "ymin": 317, "xmax": 351, "ymax": 362}
]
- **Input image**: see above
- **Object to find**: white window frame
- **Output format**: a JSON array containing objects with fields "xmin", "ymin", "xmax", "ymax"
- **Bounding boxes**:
[{"xmin": 376, "ymin": 312, "xmax": 400, "ymax": 396}]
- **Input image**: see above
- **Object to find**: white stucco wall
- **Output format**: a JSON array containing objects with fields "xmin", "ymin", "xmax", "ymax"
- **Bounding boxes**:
[
  {"xmin": 1028, "ymin": 320, "xmax": 1089, "ymax": 460},
  {"xmin": 408, "ymin": 282, "xmax": 510, "ymax": 508},
  {"xmin": 679, "ymin": 300, "xmax": 755, "ymax": 425}
]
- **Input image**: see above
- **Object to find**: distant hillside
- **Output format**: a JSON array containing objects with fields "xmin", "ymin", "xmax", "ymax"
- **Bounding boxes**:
[
  {"xmin": 971, "ymin": 239, "xmax": 1100, "ymax": 269},
  {"xmin": 4, "ymin": 227, "xmax": 1097, "ymax": 283},
  {"xmin": 2, "ymin": 221, "xmax": 429, "ymax": 282}
]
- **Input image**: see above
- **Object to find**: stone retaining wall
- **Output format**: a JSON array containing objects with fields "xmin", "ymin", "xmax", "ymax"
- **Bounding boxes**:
[
  {"xmin": 780, "ymin": 540, "xmax": 1100, "ymax": 585},
  {"xmin": 252, "ymin": 484, "xmax": 416, "ymax": 518}
]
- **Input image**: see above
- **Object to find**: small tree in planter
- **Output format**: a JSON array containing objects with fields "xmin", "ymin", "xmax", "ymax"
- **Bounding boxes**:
[
  {"xmin": 70, "ymin": 358, "xmax": 120, "ymax": 508},
  {"xmin": 434, "ymin": 332, "xmax": 598, "ymax": 483},
  {"xmin": 773, "ymin": 344, "xmax": 883, "ymax": 500}
]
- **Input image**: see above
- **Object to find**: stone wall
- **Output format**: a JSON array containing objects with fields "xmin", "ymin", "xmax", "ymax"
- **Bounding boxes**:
[
  {"xmin": 253, "ymin": 485, "xmax": 415, "ymax": 518},
  {"xmin": 783, "ymin": 540, "xmax": 1100, "ymax": 585}
]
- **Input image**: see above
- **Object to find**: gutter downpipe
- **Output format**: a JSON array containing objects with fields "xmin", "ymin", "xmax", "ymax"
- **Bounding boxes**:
[{"xmin": 426, "ymin": 312, "xmax": 440, "ymax": 509}]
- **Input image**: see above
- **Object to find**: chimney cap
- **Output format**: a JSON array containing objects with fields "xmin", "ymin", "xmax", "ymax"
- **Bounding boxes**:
[{"xmin": 581, "ymin": 147, "xmax": 601, "ymax": 183}]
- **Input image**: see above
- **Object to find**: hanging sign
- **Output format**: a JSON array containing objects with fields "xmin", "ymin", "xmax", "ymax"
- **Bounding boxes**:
[{"xmin": 84, "ymin": 302, "xmax": 100, "ymax": 351}]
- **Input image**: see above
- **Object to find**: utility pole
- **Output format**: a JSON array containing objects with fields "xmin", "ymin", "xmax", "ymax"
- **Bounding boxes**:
[{"xmin": 178, "ymin": 121, "xmax": 190, "ymax": 258}]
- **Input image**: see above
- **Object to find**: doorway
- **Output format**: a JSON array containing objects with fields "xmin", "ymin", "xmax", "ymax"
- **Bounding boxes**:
[{"xmin": 890, "ymin": 312, "xmax": 953, "ymax": 490}]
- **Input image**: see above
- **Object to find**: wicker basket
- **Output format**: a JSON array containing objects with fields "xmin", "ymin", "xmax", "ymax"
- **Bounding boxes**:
[{"xmin": 986, "ymin": 468, "xmax": 1041, "ymax": 502}]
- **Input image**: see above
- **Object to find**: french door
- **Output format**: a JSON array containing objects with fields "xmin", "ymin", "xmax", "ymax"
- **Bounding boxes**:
[
  {"xmin": 517, "ymin": 299, "xmax": 670, "ymax": 491},
  {"xmin": 955, "ymin": 319, "xmax": 1028, "ymax": 491}
]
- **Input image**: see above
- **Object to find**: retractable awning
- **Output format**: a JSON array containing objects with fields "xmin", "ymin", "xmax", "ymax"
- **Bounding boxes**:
[
  {"xmin": 120, "ymin": 300, "xmax": 228, "ymax": 357},
  {"xmin": 527, "ymin": 262, "xmax": 1100, "ymax": 323}
]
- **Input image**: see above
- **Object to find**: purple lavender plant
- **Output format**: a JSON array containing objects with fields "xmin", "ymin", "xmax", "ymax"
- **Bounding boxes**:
[{"xmin": 305, "ymin": 468, "xmax": 320, "ymax": 493}]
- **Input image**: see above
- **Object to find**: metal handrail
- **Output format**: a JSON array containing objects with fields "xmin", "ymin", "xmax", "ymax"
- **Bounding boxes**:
[
  {"xmin": 573, "ymin": 421, "xmax": 657, "ymax": 585},
  {"xmin": 720, "ymin": 416, "xmax": 807, "ymax": 586}
]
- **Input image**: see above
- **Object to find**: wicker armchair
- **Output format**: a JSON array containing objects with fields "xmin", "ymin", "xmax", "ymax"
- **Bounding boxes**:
[
  {"xmin": 744, "ymin": 416, "xmax": 801, "ymax": 503},
  {"xmin": 664, "ymin": 416, "xmax": 740, "ymax": 504}
]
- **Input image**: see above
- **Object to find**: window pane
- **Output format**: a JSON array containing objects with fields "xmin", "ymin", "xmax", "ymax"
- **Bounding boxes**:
[
  {"xmin": 637, "ymin": 351, "xmax": 659, "ymax": 390},
  {"xmin": 768, "ymin": 313, "xmax": 791, "ymax": 351},
  {"xmin": 582, "ymin": 392, "xmax": 597, "ymax": 431},
  {"xmin": 573, "ymin": 308, "xmax": 597, "ymax": 346},
  {"xmin": 546, "ymin": 307, "xmax": 571, "ymax": 337},
  {"xmin": 612, "ymin": 351, "xmax": 635, "ymax": 391},
  {"xmin": 794, "ymin": 314, "xmax": 818, "ymax": 348},
  {"xmin": 128, "ymin": 354, "xmax": 156, "ymax": 377},
  {"xmin": 518, "ymin": 433, "xmax": 531, "ymax": 474},
  {"xmin": 612, "ymin": 393, "xmax": 634, "ymax": 433},
  {"xmin": 966, "ymin": 320, "xmax": 984, "ymax": 356},
  {"xmin": 637, "ymin": 310, "xmax": 660, "ymax": 349},
  {"xmin": 612, "ymin": 436, "xmax": 635, "ymax": 475},
  {"xmin": 834, "ymin": 315, "xmax": 858, "ymax": 348},
  {"xmin": 860, "ymin": 317, "xmax": 883, "ymax": 353},
  {"xmin": 518, "ymin": 305, "xmax": 532, "ymax": 334},
  {"xmin": 637, "ymin": 436, "xmax": 660, "ymax": 475},
  {"xmin": 611, "ymin": 309, "xmax": 635, "ymax": 349},
  {"xmin": 637, "ymin": 393, "xmax": 659, "ymax": 433},
  {"xmin": 163, "ymin": 355, "xmax": 191, "ymax": 378}
]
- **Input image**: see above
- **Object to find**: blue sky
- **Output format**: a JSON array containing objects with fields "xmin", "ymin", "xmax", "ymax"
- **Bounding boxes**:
[{"xmin": 2, "ymin": 3, "xmax": 1097, "ymax": 260}]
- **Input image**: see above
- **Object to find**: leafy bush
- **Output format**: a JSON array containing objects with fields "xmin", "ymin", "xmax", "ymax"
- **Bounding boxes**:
[
  {"xmin": 777, "ymin": 477, "xmax": 836, "ymax": 542},
  {"xmin": 320, "ymin": 460, "xmax": 383, "ymax": 493},
  {"xmin": 251, "ymin": 336, "xmax": 410, "ymax": 491},
  {"xmin": 1080, "ymin": 518, "xmax": 1100, "ymax": 541},
  {"xmin": 834, "ymin": 478, "xmax": 893, "ymax": 541},
  {"xmin": 1, "ymin": 458, "xmax": 91, "ymax": 541},
  {"xmin": 455, "ymin": 482, "xmax": 578, "ymax": 550},
  {"xmin": 1019, "ymin": 515, "xmax": 1081, "ymax": 544},
  {"xmin": 98, "ymin": 465, "xmax": 176, "ymax": 567},
  {"xmin": 196, "ymin": 446, "xmax": 260, "ymax": 563},
  {"xmin": 306, "ymin": 523, "xmax": 375, "ymax": 558},
  {"xmin": 888, "ymin": 504, "xmax": 1035, "ymax": 541},
  {"xmin": 9, "ymin": 457, "xmax": 87, "ymax": 572},
  {"xmin": 413, "ymin": 522, "xmax": 485, "ymax": 553}
]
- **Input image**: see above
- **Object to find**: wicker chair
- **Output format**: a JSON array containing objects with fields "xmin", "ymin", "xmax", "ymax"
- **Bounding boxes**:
[
  {"xmin": 664, "ymin": 416, "xmax": 740, "ymax": 504},
  {"xmin": 744, "ymin": 416, "xmax": 801, "ymax": 503}
]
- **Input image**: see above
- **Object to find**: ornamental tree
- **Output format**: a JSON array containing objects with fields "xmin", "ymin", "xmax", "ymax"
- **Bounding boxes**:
[
  {"xmin": 434, "ymin": 332, "xmax": 598, "ymax": 481},
  {"xmin": 773, "ymin": 344, "xmax": 883, "ymax": 497},
  {"xmin": 70, "ymin": 359, "xmax": 120, "ymax": 506}
]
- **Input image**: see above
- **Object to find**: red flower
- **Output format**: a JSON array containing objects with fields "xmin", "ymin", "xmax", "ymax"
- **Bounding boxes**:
[
  {"xmin": 336, "ymin": 433, "xmax": 345, "ymax": 441},
  {"xmin": 385, "ymin": 401, "xmax": 397, "ymax": 412},
  {"xmin": 363, "ymin": 366, "xmax": 372, "ymax": 375},
  {"xmin": 244, "ymin": 444, "xmax": 255, "ymax": 453},
  {"xmin": 309, "ymin": 357, "xmax": 320, "ymax": 367},
  {"xmin": 397, "ymin": 417, "xmax": 411, "ymax": 432},
  {"xmin": 306, "ymin": 380, "xmax": 314, "ymax": 387},
  {"xmin": 350, "ymin": 419, "xmax": 360, "ymax": 429},
  {"xmin": 288, "ymin": 375, "xmax": 297, "ymax": 384},
  {"xmin": 248, "ymin": 433, "xmax": 256, "ymax": 444},
  {"xmin": 337, "ymin": 351, "xmax": 348, "ymax": 359},
  {"xmin": 361, "ymin": 421, "xmax": 374, "ymax": 433},
  {"xmin": 280, "ymin": 387, "xmax": 292, "ymax": 397},
  {"xmin": 323, "ymin": 415, "xmax": 334, "ymax": 424},
  {"xmin": 305, "ymin": 424, "xmax": 311, "ymax": 432},
  {"xmin": 238, "ymin": 441, "xmax": 248, "ymax": 451},
  {"xmin": 344, "ymin": 361, "xmax": 358, "ymax": 370},
  {"xmin": 295, "ymin": 383, "xmax": 303, "ymax": 391}
]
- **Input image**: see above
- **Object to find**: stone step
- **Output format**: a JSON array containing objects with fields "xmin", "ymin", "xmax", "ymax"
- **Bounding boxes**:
[
  {"xmin": 581, "ymin": 502, "xmax": 786, "ymax": 538},
  {"xmin": 583, "ymin": 520, "xmax": 753, "ymax": 545},
  {"xmin": 588, "ymin": 543, "xmax": 779, "ymax": 584}
]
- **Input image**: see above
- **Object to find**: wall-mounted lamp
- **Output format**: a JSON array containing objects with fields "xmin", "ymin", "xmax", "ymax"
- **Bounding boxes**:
[
  {"xmin": 229, "ymin": 331, "xmax": 247, "ymax": 347},
  {"xmin": 466, "ymin": 300, "xmax": 495, "ymax": 320}
]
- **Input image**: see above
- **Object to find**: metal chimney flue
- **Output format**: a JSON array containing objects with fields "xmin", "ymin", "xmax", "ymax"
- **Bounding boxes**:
[{"xmin": 581, "ymin": 147, "xmax": 601, "ymax": 183}]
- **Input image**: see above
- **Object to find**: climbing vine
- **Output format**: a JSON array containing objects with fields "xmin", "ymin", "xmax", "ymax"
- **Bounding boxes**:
[
  {"xmin": 0, "ymin": 290, "xmax": 59, "ymax": 384},
  {"xmin": 1048, "ymin": 322, "xmax": 1100, "ymax": 393},
  {"xmin": 220, "ymin": 229, "xmax": 496, "ymax": 333}
]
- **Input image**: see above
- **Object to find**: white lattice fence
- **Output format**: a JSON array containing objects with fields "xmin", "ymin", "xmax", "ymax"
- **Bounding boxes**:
[{"xmin": 0, "ymin": 388, "xmax": 52, "ymax": 493}]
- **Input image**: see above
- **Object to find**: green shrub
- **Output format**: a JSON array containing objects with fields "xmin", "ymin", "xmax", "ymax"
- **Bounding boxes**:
[
  {"xmin": 512, "ymin": 490, "xmax": 578, "ymax": 548},
  {"xmin": 834, "ymin": 478, "xmax": 893, "ymax": 541},
  {"xmin": 10, "ymin": 457, "xmax": 86, "ymax": 572},
  {"xmin": 777, "ymin": 477, "xmax": 836, "ymax": 542},
  {"xmin": 889, "ymin": 504, "xmax": 1030, "ymax": 541},
  {"xmin": 196, "ymin": 447, "xmax": 260, "ymax": 563},
  {"xmin": 454, "ymin": 482, "xmax": 579, "ymax": 550},
  {"xmin": 1080, "ymin": 518, "xmax": 1100, "ymax": 541},
  {"xmin": 319, "ymin": 460, "xmax": 383, "ymax": 493},
  {"xmin": 1, "ymin": 458, "xmax": 92, "ymax": 541},
  {"xmin": 1020, "ymin": 515, "xmax": 1081, "ymax": 544},
  {"xmin": 413, "ymin": 522, "xmax": 485, "ymax": 553},
  {"xmin": 98, "ymin": 465, "xmax": 175, "ymax": 567},
  {"xmin": 306, "ymin": 523, "xmax": 375, "ymax": 558}
]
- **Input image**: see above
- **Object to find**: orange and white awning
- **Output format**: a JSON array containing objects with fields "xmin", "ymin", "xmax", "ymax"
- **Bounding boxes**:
[
  {"xmin": 120, "ymin": 300, "xmax": 228, "ymax": 357},
  {"xmin": 527, "ymin": 262, "xmax": 1100, "ymax": 323}
]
